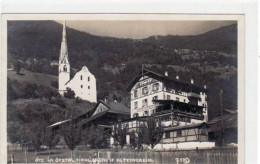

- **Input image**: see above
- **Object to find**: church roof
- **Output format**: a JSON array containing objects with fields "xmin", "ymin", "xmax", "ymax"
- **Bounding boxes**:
[
  {"xmin": 126, "ymin": 68, "xmax": 206, "ymax": 93},
  {"xmin": 59, "ymin": 21, "xmax": 69, "ymax": 64}
]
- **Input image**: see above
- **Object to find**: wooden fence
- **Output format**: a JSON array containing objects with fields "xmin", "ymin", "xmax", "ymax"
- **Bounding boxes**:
[
  {"xmin": 78, "ymin": 148, "xmax": 237, "ymax": 164},
  {"xmin": 8, "ymin": 146, "xmax": 237, "ymax": 164}
]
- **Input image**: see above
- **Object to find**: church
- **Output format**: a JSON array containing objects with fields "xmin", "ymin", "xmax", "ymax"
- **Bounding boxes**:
[{"xmin": 58, "ymin": 22, "xmax": 97, "ymax": 103}]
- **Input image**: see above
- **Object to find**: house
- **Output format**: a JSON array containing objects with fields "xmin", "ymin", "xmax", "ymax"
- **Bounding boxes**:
[
  {"xmin": 162, "ymin": 122, "xmax": 208, "ymax": 144},
  {"xmin": 50, "ymin": 99, "xmax": 130, "ymax": 139},
  {"xmin": 58, "ymin": 21, "xmax": 97, "ymax": 103},
  {"xmin": 111, "ymin": 68, "xmax": 214, "ymax": 148},
  {"xmin": 127, "ymin": 68, "xmax": 208, "ymax": 123},
  {"xmin": 80, "ymin": 99, "xmax": 130, "ymax": 130},
  {"xmin": 207, "ymin": 109, "xmax": 237, "ymax": 146}
]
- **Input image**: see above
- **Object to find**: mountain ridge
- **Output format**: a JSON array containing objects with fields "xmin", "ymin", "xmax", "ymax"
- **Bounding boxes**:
[{"xmin": 7, "ymin": 21, "xmax": 238, "ymax": 119}]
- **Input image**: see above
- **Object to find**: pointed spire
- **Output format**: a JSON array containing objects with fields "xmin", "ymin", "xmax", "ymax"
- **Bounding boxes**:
[
  {"xmin": 59, "ymin": 21, "xmax": 69, "ymax": 64},
  {"xmin": 62, "ymin": 21, "xmax": 67, "ymax": 42}
]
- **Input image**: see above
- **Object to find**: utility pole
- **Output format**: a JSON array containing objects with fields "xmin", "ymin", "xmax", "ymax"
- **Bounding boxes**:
[{"xmin": 219, "ymin": 89, "xmax": 224, "ymax": 146}]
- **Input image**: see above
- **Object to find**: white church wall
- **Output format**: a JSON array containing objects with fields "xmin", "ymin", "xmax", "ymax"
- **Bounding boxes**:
[{"xmin": 66, "ymin": 66, "xmax": 97, "ymax": 103}]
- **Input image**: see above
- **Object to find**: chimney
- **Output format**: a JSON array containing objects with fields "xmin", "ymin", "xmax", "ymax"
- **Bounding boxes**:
[
  {"xmin": 191, "ymin": 78, "xmax": 194, "ymax": 84},
  {"xmin": 204, "ymin": 84, "xmax": 207, "ymax": 89},
  {"xmin": 165, "ymin": 71, "xmax": 168, "ymax": 77},
  {"xmin": 104, "ymin": 96, "xmax": 108, "ymax": 103},
  {"xmin": 176, "ymin": 75, "xmax": 179, "ymax": 80}
]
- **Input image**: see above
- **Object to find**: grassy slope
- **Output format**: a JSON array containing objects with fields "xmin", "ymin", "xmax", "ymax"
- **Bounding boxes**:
[{"xmin": 7, "ymin": 68, "xmax": 57, "ymax": 89}]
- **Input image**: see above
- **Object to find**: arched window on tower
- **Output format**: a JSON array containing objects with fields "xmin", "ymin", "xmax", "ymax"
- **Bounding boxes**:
[{"xmin": 63, "ymin": 65, "xmax": 67, "ymax": 72}]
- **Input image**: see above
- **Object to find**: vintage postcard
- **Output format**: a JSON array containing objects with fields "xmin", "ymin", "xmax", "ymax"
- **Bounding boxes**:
[{"xmin": 1, "ymin": 14, "xmax": 244, "ymax": 164}]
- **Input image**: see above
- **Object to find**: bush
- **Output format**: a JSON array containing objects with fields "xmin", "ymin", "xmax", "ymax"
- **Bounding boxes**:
[
  {"xmin": 84, "ymin": 125, "xmax": 108, "ymax": 149},
  {"xmin": 64, "ymin": 88, "xmax": 75, "ymax": 99}
]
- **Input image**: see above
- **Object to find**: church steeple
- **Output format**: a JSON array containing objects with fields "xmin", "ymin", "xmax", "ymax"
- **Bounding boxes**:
[
  {"xmin": 59, "ymin": 21, "xmax": 69, "ymax": 65},
  {"xmin": 59, "ymin": 21, "xmax": 70, "ymax": 95}
]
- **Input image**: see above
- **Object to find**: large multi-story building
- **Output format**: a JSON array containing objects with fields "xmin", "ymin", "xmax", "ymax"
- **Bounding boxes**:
[
  {"xmin": 127, "ymin": 68, "xmax": 208, "ymax": 123},
  {"xmin": 111, "ymin": 68, "xmax": 214, "ymax": 147},
  {"xmin": 58, "ymin": 22, "xmax": 97, "ymax": 103}
]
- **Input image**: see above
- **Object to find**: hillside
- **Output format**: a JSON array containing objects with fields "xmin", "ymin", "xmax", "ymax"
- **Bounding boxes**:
[
  {"xmin": 144, "ymin": 24, "xmax": 237, "ymax": 54},
  {"xmin": 8, "ymin": 68, "xmax": 57, "ymax": 89},
  {"xmin": 7, "ymin": 21, "xmax": 238, "ymax": 119}
]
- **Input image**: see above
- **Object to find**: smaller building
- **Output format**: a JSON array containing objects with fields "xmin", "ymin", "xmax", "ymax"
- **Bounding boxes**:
[
  {"xmin": 162, "ymin": 122, "xmax": 208, "ymax": 144},
  {"xmin": 80, "ymin": 99, "xmax": 130, "ymax": 130},
  {"xmin": 207, "ymin": 109, "xmax": 237, "ymax": 146},
  {"xmin": 49, "ymin": 99, "xmax": 130, "ymax": 142}
]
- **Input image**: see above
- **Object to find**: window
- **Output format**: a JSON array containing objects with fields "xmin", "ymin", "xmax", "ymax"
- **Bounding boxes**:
[
  {"xmin": 134, "ymin": 90, "xmax": 138, "ymax": 98},
  {"xmin": 153, "ymin": 96, "xmax": 158, "ymax": 100},
  {"xmin": 177, "ymin": 130, "xmax": 182, "ymax": 137},
  {"xmin": 88, "ymin": 86, "xmax": 90, "ymax": 89},
  {"xmin": 142, "ymin": 87, "xmax": 148, "ymax": 95},
  {"xmin": 144, "ymin": 111, "xmax": 148, "ymax": 116},
  {"xmin": 153, "ymin": 83, "xmax": 159, "ymax": 91},
  {"xmin": 81, "ymin": 85, "xmax": 83, "ymax": 88},
  {"xmin": 176, "ymin": 97, "xmax": 180, "ymax": 101},
  {"xmin": 165, "ymin": 131, "xmax": 171, "ymax": 138},
  {"xmin": 80, "ymin": 75, "xmax": 83, "ymax": 80},
  {"xmin": 88, "ymin": 77, "xmax": 90, "ymax": 81},
  {"xmin": 152, "ymin": 96, "xmax": 158, "ymax": 104},
  {"xmin": 167, "ymin": 95, "xmax": 171, "ymax": 100},
  {"xmin": 201, "ymin": 129, "xmax": 207, "ymax": 135},
  {"xmin": 184, "ymin": 99, "xmax": 186, "ymax": 103},
  {"xmin": 133, "ymin": 113, "xmax": 139, "ymax": 118},
  {"xmin": 142, "ymin": 99, "xmax": 148, "ymax": 107},
  {"xmin": 63, "ymin": 65, "xmax": 67, "ymax": 72},
  {"xmin": 134, "ymin": 102, "xmax": 138, "ymax": 109}
]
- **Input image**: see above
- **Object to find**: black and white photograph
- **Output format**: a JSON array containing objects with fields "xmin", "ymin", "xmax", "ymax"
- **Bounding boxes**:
[{"xmin": 3, "ymin": 14, "xmax": 244, "ymax": 163}]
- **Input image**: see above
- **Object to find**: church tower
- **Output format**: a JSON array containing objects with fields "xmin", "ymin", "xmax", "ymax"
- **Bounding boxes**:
[{"xmin": 59, "ymin": 21, "xmax": 70, "ymax": 95}]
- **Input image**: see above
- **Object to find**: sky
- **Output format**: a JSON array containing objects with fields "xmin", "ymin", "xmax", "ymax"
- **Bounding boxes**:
[{"xmin": 57, "ymin": 20, "xmax": 236, "ymax": 39}]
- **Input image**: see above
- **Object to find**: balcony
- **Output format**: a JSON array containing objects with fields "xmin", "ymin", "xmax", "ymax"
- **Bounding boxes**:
[
  {"xmin": 155, "ymin": 109, "xmax": 204, "ymax": 120},
  {"xmin": 187, "ymin": 92, "xmax": 201, "ymax": 98}
]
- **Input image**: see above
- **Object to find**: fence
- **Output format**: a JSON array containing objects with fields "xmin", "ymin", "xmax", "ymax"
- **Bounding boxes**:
[{"xmin": 76, "ymin": 148, "xmax": 237, "ymax": 164}]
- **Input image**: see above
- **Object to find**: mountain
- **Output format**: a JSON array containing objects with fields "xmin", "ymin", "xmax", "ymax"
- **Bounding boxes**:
[
  {"xmin": 144, "ymin": 24, "xmax": 237, "ymax": 54},
  {"xmin": 7, "ymin": 21, "xmax": 238, "ymax": 119}
]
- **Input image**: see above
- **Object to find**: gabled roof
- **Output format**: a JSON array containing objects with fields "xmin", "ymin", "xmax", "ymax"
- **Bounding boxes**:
[
  {"xmin": 126, "ymin": 68, "xmax": 206, "ymax": 92},
  {"xmin": 80, "ymin": 111, "xmax": 108, "ymax": 125},
  {"xmin": 208, "ymin": 111, "xmax": 237, "ymax": 130},
  {"xmin": 101, "ymin": 100, "xmax": 130, "ymax": 115},
  {"xmin": 49, "ymin": 100, "xmax": 130, "ymax": 129}
]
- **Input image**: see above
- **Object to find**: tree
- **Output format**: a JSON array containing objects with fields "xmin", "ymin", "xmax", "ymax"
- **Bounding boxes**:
[
  {"xmin": 84, "ymin": 125, "xmax": 108, "ymax": 149},
  {"xmin": 61, "ymin": 121, "xmax": 82, "ymax": 159},
  {"xmin": 29, "ymin": 121, "xmax": 47, "ymax": 155},
  {"xmin": 112, "ymin": 123, "xmax": 127, "ymax": 149},
  {"xmin": 42, "ymin": 128, "xmax": 60, "ymax": 158},
  {"xmin": 137, "ymin": 124, "xmax": 147, "ymax": 150},
  {"xmin": 17, "ymin": 124, "xmax": 31, "ymax": 163},
  {"xmin": 144, "ymin": 115, "xmax": 164, "ymax": 149},
  {"xmin": 129, "ymin": 131, "xmax": 137, "ymax": 149},
  {"xmin": 50, "ymin": 97, "xmax": 66, "ymax": 108},
  {"xmin": 7, "ymin": 121, "xmax": 21, "ymax": 145},
  {"xmin": 13, "ymin": 60, "xmax": 22, "ymax": 74},
  {"xmin": 64, "ymin": 87, "xmax": 75, "ymax": 99}
]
